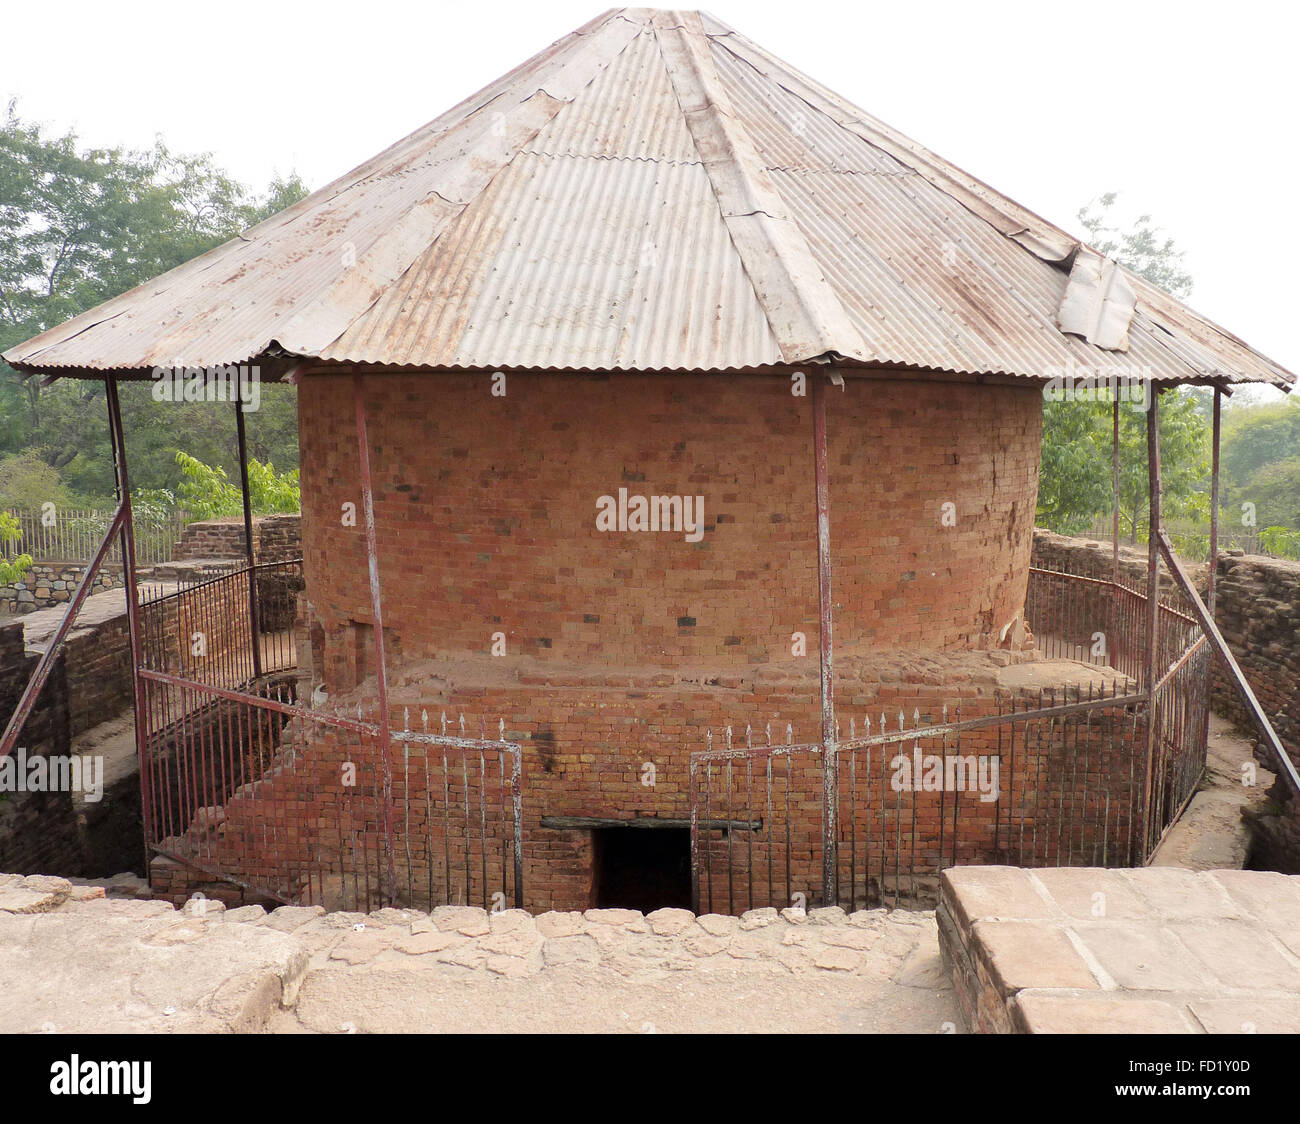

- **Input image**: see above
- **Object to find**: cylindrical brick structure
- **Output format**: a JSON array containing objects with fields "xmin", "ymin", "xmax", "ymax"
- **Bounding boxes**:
[
  {"xmin": 301, "ymin": 371, "xmax": 1042, "ymax": 680},
  {"xmin": 291, "ymin": 368, "xmax": 1046, "ymax": 911}
]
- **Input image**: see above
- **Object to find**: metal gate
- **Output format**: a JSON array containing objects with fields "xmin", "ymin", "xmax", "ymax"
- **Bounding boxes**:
[{"xmin": 136, "ymin": 565, "xmax": 524, "ymax": 911}]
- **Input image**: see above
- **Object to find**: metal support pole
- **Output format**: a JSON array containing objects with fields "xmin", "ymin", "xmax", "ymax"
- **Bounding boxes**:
[
  {"xmin": 235, "ymin": 400, "xmax": 263, "ymax": 680},
  {"xmin": 1112, "ymin": 394, "xmax": 1121, "ymax": 579},
  {"xmin": 353, "ymin": 373, "xmax": 398, "ymax": 905},
  {"xmin": 1200, "ymin": 386, "xmax": 1223, "ymax": 764},
  {"xmin": 1141, "ymin": 387, "xmax": 1162, "ymax": 858},
  {"xmin": 1207, "ymin": 388, "xmax": 1222, "ymax": 619},
  {"xmin": 812, "ymin": 376, "xmax": 836, "ymax": 906},
  {"xmin": 1112, "ymin": 393, "xmax": 1121, "ymax": 665},
  {"xmin": 106, "ymin": 377, "xmax": 154, "ymax": 864}
]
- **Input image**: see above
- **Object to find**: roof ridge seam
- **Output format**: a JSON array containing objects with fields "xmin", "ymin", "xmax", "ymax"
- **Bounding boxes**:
[{"xmin": 651, "ymin": 9, "xmax": 871, "ymax": 365}]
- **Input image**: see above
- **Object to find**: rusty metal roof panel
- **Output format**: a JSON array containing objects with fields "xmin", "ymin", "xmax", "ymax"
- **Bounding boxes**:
[
  {"xmin": 325, "ymin": 23, "xmax": 780, "ymax": 370},
  {"xmin": 4, "ymin": 7, "xmax": 1292, "ymax": 390},
  {"xmin": 326, "ymin": 146, "xmax": 780, "ymax": 370}
]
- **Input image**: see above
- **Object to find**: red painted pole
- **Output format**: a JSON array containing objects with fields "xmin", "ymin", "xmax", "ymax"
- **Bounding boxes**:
[
  {"xmin": 1112, "ymin": 394, "xmax": 1121, "ymax": 663},
  {"xmin": 106, "ymin": 376, "xmax": 155, "ymax": 865},
  {"xmin": 1207, "ymin": 388, "xmax": 1221, "ymax": 619},
  {"xmin": 1141, "ymin": 387, "xmax": 1162, "ymax": 859},
  {"xmin": 1197, "ymin": 387, "xmax": 1224, "ymax": 785},
  {"xmin": 812, "ymin": 375, "xmax": 836, "ymax": 906},
  {"xmin": 235, "ymin": 400, "xmax": 263, "ymax": 680},
  {"xmin": 353, "ymin": 373, "xmax": 398, "ymax": 905}
]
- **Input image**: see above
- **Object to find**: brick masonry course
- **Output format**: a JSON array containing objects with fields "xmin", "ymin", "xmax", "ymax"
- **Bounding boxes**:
[
  {"xmin": 301, "ymin": 373, "xmax": 1042, "ymax": 679},
  {"xmin": 288, "ymin": 371, "xmax": 1046, "ymax": 910},
  {"xmin": 171, "ymin": 513, "xmax": 301, "ymax": 563}
]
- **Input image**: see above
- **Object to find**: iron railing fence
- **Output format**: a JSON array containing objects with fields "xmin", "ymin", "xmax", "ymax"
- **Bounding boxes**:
[
  {"xmin": 690, "ymin": 686, "xmax": 1148, "ymax": 915},
  {"xmin": 139, "ymin": 559, "xmax": 302, "ymax": 684},
  {"xmin": 1025, "ymin": 565, "xmax": 1201, "ymax": 689},
  {"xmin": 1, "ymin": 507, "xmax": 192, "ymax": 567},
  {"xmin": 690, "ymin": 567, "xmax": 1211, "ymax": 914},
  {"xmin": 135, "ymin": 557, "xmax": 523, "ymax": 911},
  {"xmin": 1146, "ymin": 636, "xmax": 1213, "ymax": 851},
  {"xmin": 1079, "ymin": 520, "xmax": 1300, "ymax": 563}
]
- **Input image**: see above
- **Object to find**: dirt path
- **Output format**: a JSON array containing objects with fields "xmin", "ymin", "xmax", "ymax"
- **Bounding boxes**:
[{"xmin": 1151, "ymin": 713, "xmax": 1274, "ymax": 870}]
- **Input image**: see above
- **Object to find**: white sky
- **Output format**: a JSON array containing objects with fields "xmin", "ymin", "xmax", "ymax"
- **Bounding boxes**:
[{"xmin": 5, "ymin": 0, "xmax": 1297, "ymax": 389}]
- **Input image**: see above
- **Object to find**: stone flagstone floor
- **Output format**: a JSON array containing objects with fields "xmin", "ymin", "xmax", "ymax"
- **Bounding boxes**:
[
  {"xmin": 8, "ymin": 864, "xmax": 1299, "ymax": 1033},
  {"xmin": 939, "ymin": 865, "xmax": 1300, "ymax": 1033},
  {"xmin": 0, "ymin": 872, "xmax": 956, "ymax": 1034}
]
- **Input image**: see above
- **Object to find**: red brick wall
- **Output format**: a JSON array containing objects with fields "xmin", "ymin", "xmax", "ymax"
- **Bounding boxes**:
[
  {"xmin": 172, "ymin": 514, "xmax": 301, "ymax": 563},
  {"xmin": 299, "ymin": 370, "xmax": 1042, "ymax": 685}
]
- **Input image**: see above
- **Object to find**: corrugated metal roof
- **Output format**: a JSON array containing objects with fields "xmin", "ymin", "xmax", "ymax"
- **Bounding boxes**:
[{"xmin": 4, "ymin": 7, "xmax": 1292, "ymax": 389}]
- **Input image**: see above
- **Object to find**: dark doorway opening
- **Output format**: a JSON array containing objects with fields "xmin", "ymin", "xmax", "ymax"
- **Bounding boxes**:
[{"xmin": 592, "ymin": 827, "xmax": 691, "ymax": 911}]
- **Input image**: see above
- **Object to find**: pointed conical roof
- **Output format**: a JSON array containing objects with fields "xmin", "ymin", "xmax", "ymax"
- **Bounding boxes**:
[{"xmin": 5, "ymin": 8, "xmax": 1291, "ymax": 388}]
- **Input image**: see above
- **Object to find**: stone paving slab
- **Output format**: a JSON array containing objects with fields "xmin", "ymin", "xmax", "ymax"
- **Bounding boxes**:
[
  {"xmin": 939, "ymin": 866, "xmax": 1300, "ymax": 1033},
  {"xmin": 0, "ymin": 873, "xmax": 959, "ymax": 1033}
]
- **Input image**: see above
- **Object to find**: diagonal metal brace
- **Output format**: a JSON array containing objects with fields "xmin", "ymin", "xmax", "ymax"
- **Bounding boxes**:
[
  {"xmin": 1157, "ymin": 529, "xmax": 1300, "ymax": 797},
  {"xmin": 0, "ymin": 503, "xmax": 126, "ymax": 759}
]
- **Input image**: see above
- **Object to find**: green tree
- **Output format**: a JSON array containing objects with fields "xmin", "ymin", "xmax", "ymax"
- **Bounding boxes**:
[
  {"xmin": 1076, "ymin": 192, "xmax": 1193, "ymax": 300},
  {"xmin": 0, "ymin": 102, "xmax": 308, "ymax": 500},
  {"xmin": 1219, "ymin": 400, "xmax": 1300, "ymax": 528},
  {"xmin": 175, "ymin": 451, "xmax": 299, "ymax": 519},
  {"xmin": 0, "ymin": 510, "xmax": 33, "ymax": 585},
  {"xmin": 0, "ymin": 448, "xmax": 77, "ymax": 510},
  {"xmin": 1115, "ymin": 390, "xmax": 1210, "ymax": 541}
]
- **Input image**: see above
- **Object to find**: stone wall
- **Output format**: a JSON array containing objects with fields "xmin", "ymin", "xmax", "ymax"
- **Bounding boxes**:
[
  {"xmin": 20, "ymin": 590, "xmax": 140, "ymax": 740},
  {"xmin": 0, "ymin": 872, "xmax": 954, "ymax": 1034},
  {"xmin": 1030, "ymin": 529, "xmax": 1297, "ymax": 750},
  {"xmin": 0, "ymin": 514, "xmax": 300, "ymax": 614},
  {"xmin": 172, "ymin": 513, "xmax": 300, "ymax": 562},
  {"xmin": 1208, "ymin": 554, "xmax": 1300, "ymax": 754},
  {"xmin": 0, "ymin": 562, "xmax": 122, "ymax": 616},
  {"xmin": 1210, "ymin": 555, "xmax": 1300, "ymax": 871},
  {"xmin": 257, "ymin": 514, "xmax": 302, "ymax": 563},
  {"xmin": 0, "ymin": 620, "xmax": 87, "ymax": 874},
  {"xmin": 939, "ymin": 865, "xmax": 1300, "ymax": 1034},
  {"xmin": 1031, "ymin": 528, "xmax": 1169, "ymax": 591},
  {"xmin": 172, "ymin": 519, "xmax": 251, "ymax": 561}
]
